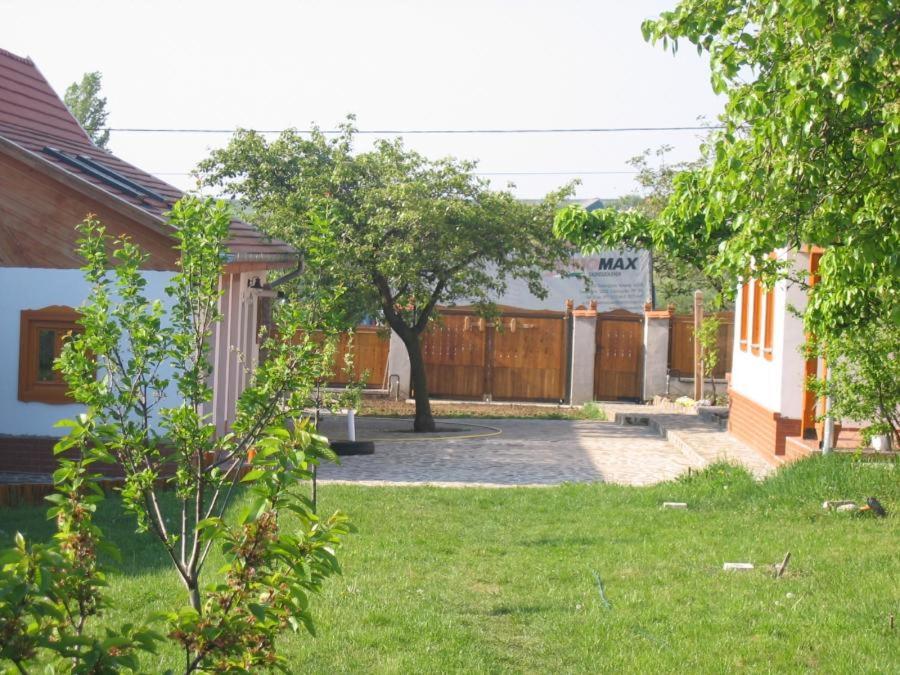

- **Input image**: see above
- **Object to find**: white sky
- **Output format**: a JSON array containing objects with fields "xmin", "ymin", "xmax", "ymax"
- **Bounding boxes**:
[{"xmin": 1, "ymin": 0, "xmax": 723, "ymax": 199}]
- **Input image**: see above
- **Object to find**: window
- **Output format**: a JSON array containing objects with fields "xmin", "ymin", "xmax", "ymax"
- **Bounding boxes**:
[
  {"xmin": 18, "ymin": 306, "xmax": 81, "ymax": 404},
  {"xmin": 739, "ymin": 283, "xmax": 749, "ymax": 351},
  {"xmin": 750, "ymin": 280, "xmax": 763, "ymax": 354},
  {"xmin": 763, "ymin": 287, "xmax": 775, "ymax": 360}
]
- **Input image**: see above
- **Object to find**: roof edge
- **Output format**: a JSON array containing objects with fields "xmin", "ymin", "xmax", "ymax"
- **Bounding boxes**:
[{"xmin": 0, "ymin": 134, "xmax": 174, "ymax": 238}]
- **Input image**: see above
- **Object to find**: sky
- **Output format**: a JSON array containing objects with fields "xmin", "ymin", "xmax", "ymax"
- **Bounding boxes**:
[{"xmin": 1, "ymin": 0, "xmax": 724, "ymax": 200}]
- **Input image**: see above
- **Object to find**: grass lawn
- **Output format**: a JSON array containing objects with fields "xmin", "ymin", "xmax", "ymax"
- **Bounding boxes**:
[{"xmin": 1, "ymin": 456, "xmax": 897, "ymax": 672}]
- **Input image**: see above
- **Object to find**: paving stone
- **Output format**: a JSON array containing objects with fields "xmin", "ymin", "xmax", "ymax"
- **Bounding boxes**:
[{"xmin": 316, "ymin": 416, "xmax": 701, "ymax": 487}]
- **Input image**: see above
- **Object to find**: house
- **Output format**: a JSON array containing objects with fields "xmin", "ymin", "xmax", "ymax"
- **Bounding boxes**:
[
  {"xmin": 0, "ymin": 47, "xmax": 296, "ymax": 474},
  {"xmin": 727, "ymin": 246, "xmax": 862, "ymax": 462}
]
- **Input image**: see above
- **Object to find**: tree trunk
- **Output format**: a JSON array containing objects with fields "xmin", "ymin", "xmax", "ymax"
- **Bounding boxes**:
[{"xmin": 403, "ymin": 331, "xmax": 436, "ymax": 432}]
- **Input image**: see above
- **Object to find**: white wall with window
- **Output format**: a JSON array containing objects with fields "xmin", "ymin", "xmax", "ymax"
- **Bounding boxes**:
[
  {"xmin": 0, "ymin": 267, "xmax": 176, "ymax": 436},
  {"xmin": 729, "ymin": 250, "xmax": 809, "ymax": 419}
]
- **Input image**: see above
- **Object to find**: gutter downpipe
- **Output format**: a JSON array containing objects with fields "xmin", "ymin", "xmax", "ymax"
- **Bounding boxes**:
[{"xmin": 821, "ymin": 368, "xmax": 834, "ymax": 454}]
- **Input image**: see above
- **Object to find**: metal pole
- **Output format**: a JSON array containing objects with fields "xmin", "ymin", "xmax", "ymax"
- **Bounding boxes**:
[{"xmin": 821, "ymin": 365, "xmax": 834, "ymax": 454}]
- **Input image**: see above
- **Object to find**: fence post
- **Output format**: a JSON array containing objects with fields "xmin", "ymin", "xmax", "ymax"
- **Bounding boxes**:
[
  {"xmin": 569, "ymin": 301, "xmax": 598, "ymax": 405},
  {"xmin": 643, "ymin": 303, "xmax": 673, "ymax": 401},
  {"xmin": 693, "ymin": 290, "xmax": 704, "ymax": 400}
]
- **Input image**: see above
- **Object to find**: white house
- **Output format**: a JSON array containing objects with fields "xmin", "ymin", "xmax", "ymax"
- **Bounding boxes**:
[
  {"xmin": 727, "ymin": 246, "xmax": 862, "ymax": 462},
  {"xmin": 0, "ymin": 47, "xmax": 296, "ymax": 474}
]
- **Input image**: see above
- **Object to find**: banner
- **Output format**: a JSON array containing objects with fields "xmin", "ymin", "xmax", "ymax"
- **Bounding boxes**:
[{"xmin": 482, "ymin": 249, "xmax": 652, "ymax": 313}]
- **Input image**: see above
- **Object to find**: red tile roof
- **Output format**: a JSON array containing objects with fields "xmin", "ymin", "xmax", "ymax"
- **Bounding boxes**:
[{"xmin": 0, "ymin": 47, "xmax": 295, "ymax": 264}]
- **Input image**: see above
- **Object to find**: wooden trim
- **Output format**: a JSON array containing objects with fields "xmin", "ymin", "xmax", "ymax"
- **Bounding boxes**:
[
  {"xmin": 18, "ymin": 305, "xmax": 81, "ymax": 404},
  {"xmin": 763, "ymin": 287, "xmax": 775, "ymax": 361},
  {"xmin": 436, "ymin": 304, "xmax": 567, "ymax": 319},
  {"xmin": 739, "ymin": 283, "xmax": 749, "ymax": 351},
  {"xmin": 750, "ymin": 280, "xmax": 762, "ymax": 354}
]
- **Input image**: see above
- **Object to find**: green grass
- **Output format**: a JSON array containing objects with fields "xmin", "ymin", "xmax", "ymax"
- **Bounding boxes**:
[{"xmin": 2, "ymin": 455, "xmax": 898, "ymax": 672}]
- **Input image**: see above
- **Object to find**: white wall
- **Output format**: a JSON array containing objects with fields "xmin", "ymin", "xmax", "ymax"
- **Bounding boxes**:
[
  {"xmin": 729, "ymin": 251, "xmax": 808, "ymax": 418},
  {"xmin": 0, "ymin": 267, "xmax": 176, "ymax": 437}
]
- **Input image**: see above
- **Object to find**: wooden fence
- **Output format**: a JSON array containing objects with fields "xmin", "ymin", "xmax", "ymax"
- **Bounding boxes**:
[
  {"xmin": 327, "ymin": 327, "xmax": 390, "ymax": 388},
  {"xmin": 421, "ymin": 307, "xmax": 570, "ymax": 402},
  {"xmin": 668, "ymin": 311, "xmax": 734, "ymax": 379}
]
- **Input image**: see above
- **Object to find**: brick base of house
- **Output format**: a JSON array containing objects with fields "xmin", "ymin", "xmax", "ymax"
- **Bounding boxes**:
[
  {"xmin": 728, "ymin": 389, "xmax": 803, "ymax": 461},
  {"xmin": 0, "ymin": 435, "xmax": 163, "ymax": 477}
]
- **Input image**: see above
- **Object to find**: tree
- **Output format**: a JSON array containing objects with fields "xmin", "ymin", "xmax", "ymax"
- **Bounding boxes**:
[
  {"xmin": 64, "ymin": 71, "xmax": 111, "ymax": 149},
  {"xmin": 556, "ymin": 0, "xmax": 898, "ymax": 436},
  {"xmin": 1, "ymin": 197, "xmax": 352, "ymax": 672},
  {"xmin": 199, "ymin": 121, "xmax": 573, "ymax": 432},
  {"xmin": 622, "ymin": 146, "xmax": 723, "ymax": 312},
  {"xmin": 808, "ymin": 320, "xmax": 900, "ymax": 449},
  {"xmin": 695, "ymin": 315, "xmax": 722, "ymax": 402}
]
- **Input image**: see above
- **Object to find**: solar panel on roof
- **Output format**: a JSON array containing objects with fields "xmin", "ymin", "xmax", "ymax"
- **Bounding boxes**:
[
  {"xmin": 74, "ymin": 154, "xmax": 169, "ymax": 203},
  {"xmin": 41, "ymin": 147, "xmax": 169, "ymax": 204}
]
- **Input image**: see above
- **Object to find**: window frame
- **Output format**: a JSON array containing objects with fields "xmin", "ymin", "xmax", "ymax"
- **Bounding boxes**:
[
  {"xmin": 18, "ymin": 306, "xmax": 81, "ymax": 404},
  {"xmin": 739, "ymin": 282, "xmax": 749, "ymax": 351},
  {"xmin": 750, "ymin": 280, "xmax": 763, "ymax": 355},
  {"xmin": 763, "ymin": 287, "xmax": 775, "ymax": 360}
]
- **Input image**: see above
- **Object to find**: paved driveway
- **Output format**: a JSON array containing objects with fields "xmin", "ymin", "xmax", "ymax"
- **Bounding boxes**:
[{"xmin": 316, "ymin": 416, "xmax": 701, "ymax": 487}]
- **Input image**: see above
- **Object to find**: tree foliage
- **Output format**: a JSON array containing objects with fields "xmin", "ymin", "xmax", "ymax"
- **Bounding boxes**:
[
  {"xmin": 808, "ymin": 320, "xmax": 900, "ymax": 448},
  {"xmin": 623, "ymin": 146, "xmax": 723, "ymax": 312},
  {"xmin": 199, "ymin": 120, "xmax": 573, "ymax": 431},
  {"xmin": 558, "ymin": 0, "xmax": 898, "ymax": 328},
  {"xmin": 1, "ymin": 197, "xmax": 351, "ymax": 672},
  {"xmin": 64, "ymin": 72, "xmax": 111, "ymax": 149},
  {"xmin": 556, "ymin": 0, "xmax": 898, "ymax": 435}
]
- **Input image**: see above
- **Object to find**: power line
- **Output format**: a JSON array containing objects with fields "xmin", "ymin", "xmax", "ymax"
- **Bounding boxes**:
[
  {"xmin": 151, "ymin": 169, "xmax": 641, "ymax": 177},
  {"xmin": 108, "ymin": 125, "xmax": 720, "ymax": 136}
]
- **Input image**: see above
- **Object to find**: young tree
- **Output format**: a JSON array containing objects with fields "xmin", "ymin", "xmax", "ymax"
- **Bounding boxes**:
[
  {"xmin": 199, "ymin": 122, "xmax": 573, "ymax": 432},
  {"xmin": 0, "ymin": 197, "xmax": 351, "ymax": 672},
  {"xmin": 64, "ymin": 71, "xmax": 111, "ymax": 149}
]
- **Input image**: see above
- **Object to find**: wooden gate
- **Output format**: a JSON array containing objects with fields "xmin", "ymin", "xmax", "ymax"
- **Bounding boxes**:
[
  {"xmin": 421, "ymin": 307, "xmax": 569, "ymax": 402},
  {"xmin": 594, "ymin": 310, "xmax": 643, "ymax": 401}
]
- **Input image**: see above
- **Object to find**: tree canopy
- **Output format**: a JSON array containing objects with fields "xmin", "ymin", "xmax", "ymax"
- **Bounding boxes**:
[
  {"xmin": 199, "ymin": 121, "xmax": 573, "ymax": 431},
  {"xmin": 556, "ymin": 0, "xmax": 898, "ymax": 337},
  {"xmin": 64, "ymin": 71, "xmax": 111, "ymax": 149}
]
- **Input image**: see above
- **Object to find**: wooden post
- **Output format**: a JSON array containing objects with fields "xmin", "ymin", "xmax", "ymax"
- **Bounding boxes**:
[{"xmin": 693, "ymin": 290, "xmax": 704, "ymax": 400}]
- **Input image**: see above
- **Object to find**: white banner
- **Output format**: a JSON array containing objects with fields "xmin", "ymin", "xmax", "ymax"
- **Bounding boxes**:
[{"xmin": 482, "ymin": 249, "xmax": 652, "ymax": 314}]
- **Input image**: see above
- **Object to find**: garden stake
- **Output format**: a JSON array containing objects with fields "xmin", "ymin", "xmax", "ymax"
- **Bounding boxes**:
[{"xmin": 774, "ymin": 552, "xmax": 791, "ymax": 579}]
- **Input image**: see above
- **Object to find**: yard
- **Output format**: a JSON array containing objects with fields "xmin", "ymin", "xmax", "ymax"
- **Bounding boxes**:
[{"xmin": 2, "ymin": 455, "xmax": 897, "ymax": 672}]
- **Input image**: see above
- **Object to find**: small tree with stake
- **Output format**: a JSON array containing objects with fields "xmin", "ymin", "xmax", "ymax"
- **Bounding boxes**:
[
  {"xmin": 0, "ymin": 197, "xmax": 351, "ymax": 673},
  {"xmin": 199, "ymin": 121, "xmax": 574, "ymax": 432}
]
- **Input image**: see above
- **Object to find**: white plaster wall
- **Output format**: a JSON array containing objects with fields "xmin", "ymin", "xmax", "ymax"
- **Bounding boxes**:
[
  {"xmin": 729, "ymin": 251, "xmax": 808, "ymax": 418},
  {"xmin": 0, "ymin": 267, "xmax": 176, "ymax": 437}
]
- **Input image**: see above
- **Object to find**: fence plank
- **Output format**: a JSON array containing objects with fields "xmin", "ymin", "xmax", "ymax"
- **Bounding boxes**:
[{"xmin": 669, "ymin": 311, "xmax": 734, "ymax": 379}]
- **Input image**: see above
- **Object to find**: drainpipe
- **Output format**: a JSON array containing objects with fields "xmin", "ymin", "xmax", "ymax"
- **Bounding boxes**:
[{"xmin": 820, "ymin": 363, "xmax": 835, "ymax": 453}]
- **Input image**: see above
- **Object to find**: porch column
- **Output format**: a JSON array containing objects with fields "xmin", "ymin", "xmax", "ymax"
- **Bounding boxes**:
[
  {"xmin": 569, "ymin": 304, "xmax": 597, "ymax": 405},
  {"xmin": 643, "ymin": 304, "xmax": 674, "ymax": 400},
  {"xmin": 386, "ymin": 329, "xmax": 411, "ymax": 400}
]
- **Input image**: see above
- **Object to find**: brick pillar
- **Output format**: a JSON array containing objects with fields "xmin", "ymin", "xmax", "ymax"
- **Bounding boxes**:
[
  {"xmin": 386, "ymin": 330, "xmax": 411, "ymax": 400},
  {"xmin": 643, "ymin": 305, "xmax": 673, "ymax": 400},
  {"xmin": 569, "ymin": 303, "xmax": 598, "ymax": 405}
]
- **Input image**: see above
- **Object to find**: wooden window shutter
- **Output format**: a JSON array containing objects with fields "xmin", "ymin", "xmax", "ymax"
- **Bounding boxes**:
[
  {"xmin": 739, "ymin": 283, "xmax": 750, "ymax": 351},
  {"xmin": 763, "ymin": 287, "xmax": 775, "ymax": 360}
]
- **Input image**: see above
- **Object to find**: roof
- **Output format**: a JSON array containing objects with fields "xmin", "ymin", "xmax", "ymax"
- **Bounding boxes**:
[{"xmin": 0, "ymin": 47, "xmax": 295, "ymax": 265}]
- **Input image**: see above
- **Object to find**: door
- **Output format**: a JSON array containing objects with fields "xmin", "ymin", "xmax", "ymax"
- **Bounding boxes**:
[{"xmin": 594, "ymin": 310, "xmax": 643, "ymax": 401}]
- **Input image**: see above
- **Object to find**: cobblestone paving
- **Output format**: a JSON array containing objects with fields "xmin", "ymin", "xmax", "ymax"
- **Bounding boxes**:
[
  {"xmin": 316, "ymin": 416, "xmax": 701, "ymax": 487},
  {"xmin": 601, "ymin": 403, "xmax": 777, "ymax": 479}
]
